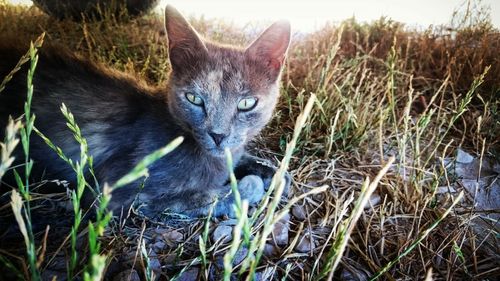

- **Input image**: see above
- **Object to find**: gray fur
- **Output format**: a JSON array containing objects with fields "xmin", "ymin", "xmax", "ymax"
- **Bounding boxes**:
[{"xmin": 0, "ymin": 5, "xmax": 291, "ymax": 217}]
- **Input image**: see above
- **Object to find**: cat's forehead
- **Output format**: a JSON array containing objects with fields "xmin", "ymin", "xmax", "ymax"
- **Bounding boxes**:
[
  {"xmin": 193, "ymin": 68, "xmax": 244, "ymax": 97},
  {"xmin": 194, "ymin": 45, "xmax": 249, "ymax": 94},
  {"xmin": 173, "ymin": 42, "xmax": 272, "ymax": 97}
]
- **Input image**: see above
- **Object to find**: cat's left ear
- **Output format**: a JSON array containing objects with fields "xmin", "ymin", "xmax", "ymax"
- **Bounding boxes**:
[
  {"xmin": 164, "ymin": 5, "xmax": 208, "ymax": 74},
  {"xmin": 245, "ymin": 20, "xmax": 291, "ymax": 80}
]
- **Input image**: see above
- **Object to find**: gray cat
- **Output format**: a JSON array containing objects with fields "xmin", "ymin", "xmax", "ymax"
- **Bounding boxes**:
[{"xmin": 0, "ymin": 5, "xmax": 291, "ymax": 217}]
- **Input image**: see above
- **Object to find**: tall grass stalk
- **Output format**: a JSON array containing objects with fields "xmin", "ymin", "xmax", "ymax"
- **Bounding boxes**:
[
  {"xmin": 0, "ymin": 33, "xmax": 45, "ymax": 93},
  {"xmin": 199, "ymin": 200, "xmax": 216, "ymax": 279},
  {"xmin": 421, "ymin": 67, "xmax": 489, "ymax": 170},
  {"xmin": 10, "ymin": 37, "xmax": 44, "ymax": 281},
  {"xmin": 223, "ymin": 201, "xmax": 248, "ymax": 281},
  {"xmin": 221, "ymin": 148, "xmax": 249, "ymax": 280},
  {"xmin": 1, "ymin": 32, "xmax": 43, "ymax": 281},
  {"xmin": 140, "ymin": 240, "xmax": 155, "ymax": 281},
  {"xmin": 60, "ymin": 103, "xmax": 90, "ymax": 280}
]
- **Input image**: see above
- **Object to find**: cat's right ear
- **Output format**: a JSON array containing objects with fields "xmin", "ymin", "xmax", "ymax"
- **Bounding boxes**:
[
  {"xmin": 245, "ymin": 20, "xmax": 291, "ymax": 81},
  {"xmin": 164, "ymin": 5, "xmax": 207, "ymax": 73}
]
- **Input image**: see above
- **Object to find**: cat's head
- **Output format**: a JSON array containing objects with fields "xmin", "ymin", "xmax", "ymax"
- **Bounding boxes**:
[{"xmin": 163, "ymin": 5, "xmax": 290, "ymax": 157}]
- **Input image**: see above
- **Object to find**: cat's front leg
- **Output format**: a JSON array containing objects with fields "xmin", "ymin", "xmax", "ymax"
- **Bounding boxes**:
[
  {"xmin": 131, "ymin": 175, "xmax": 265, "ymax": 219},
  {"xmin": 235, "ymin": 153, "xmax": 291, "ymax": 195}
]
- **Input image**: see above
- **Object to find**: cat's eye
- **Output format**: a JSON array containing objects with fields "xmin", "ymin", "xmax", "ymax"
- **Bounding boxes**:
[
  {"xmin": 185, "ymin": 92, "xmax": 204, "ymax": 106},
  {"xmin": 237, "ymin": 97, "xmax": 258, "ymax": 111}
]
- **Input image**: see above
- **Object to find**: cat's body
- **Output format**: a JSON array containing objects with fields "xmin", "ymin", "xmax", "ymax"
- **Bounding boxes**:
[{"xmin": 0, "ymin": 6, "xmax": 291, "ymax": 217}]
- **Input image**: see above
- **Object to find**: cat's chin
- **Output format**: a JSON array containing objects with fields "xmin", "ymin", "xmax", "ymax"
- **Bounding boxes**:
[
  {"xmin": 205, "ymin": 147, "xmax": 227, "ymax": 158},
  {"xmin": 205, "ymin": 145, "xmax": 243, "ymax": 158}
]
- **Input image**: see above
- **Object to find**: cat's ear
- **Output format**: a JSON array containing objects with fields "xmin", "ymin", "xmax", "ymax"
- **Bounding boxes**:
[
  {"xmin": 164, "ymin": 5, "xmax": 207, "ymax": 73},
  {"xmin": 245, "ymin": 20, "xmax": 291, "ymax": 80}
]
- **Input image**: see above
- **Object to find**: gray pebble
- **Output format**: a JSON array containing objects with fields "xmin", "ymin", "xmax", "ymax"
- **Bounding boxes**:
[
  {"xmin": 272, "ymin": 213, "xmax": 290, "ymax": 246},
  {"xmin": 295, "ymin": 234, "xmax": 314, "ymax": 253},
  {"xmin": 177, "ymin": 267, "xmax": 200, "ymax": 281},
  {"xmin": 163, "ymin": 230, "xmax": 184, "ymax": 244},
  {"xmin": 153, "ymin": 241, "xmax": 166, "ymax": 253},
  {"xmin": 212, "ymin": 225, "xmax": 233, "ymax": 243},
  {"xmin": 456, "ymin": 148, "xmax": 474, "ymax": 163},
  {"xmin": 215, "ymin": 246, "xmax": 248, "ymax": 268},
  {"xmin": 263, "ymin": 243, "xmax": 279, "ymax": 257},
  {"xmin": 292, "ymin": 205, "xmax": 307, "ymax": 220},
  {"xmin": 365, "ymin": 193, "xmax": 381, "ymax": 209},
  {"xmin": 148, "ymin": 251, "xmax": 162, "ymax": 273}
]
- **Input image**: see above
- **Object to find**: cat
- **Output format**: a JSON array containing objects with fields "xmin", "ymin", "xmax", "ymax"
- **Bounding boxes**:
[{"xmin": 0, "ymin": 5, "xmax": 291, "ymax": 218}]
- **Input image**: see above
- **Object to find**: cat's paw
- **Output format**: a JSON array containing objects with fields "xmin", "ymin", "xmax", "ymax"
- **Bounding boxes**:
[
  {"xmin": 237, "ymin": 175, "xmax": 265, "ymax": 204},
  {"xmin": 253, "ymin": 161, "xmax": 291, "ymax": 196},
  {"xmin": 237, "ymin": 156, "xmax": 292, "ymax": 196},
  {"xmin": 215, "ymin": 175, "xmax": 265, "ymax": 218}
]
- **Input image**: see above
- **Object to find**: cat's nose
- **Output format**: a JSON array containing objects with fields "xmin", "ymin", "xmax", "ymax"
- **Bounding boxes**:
[{"xmin": 209, "ymin": 132, "xmax": 227, "ymax": 146}]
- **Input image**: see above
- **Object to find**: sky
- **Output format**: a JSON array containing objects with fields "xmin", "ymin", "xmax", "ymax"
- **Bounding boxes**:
[{"xmin": 7, "ymin": 0, "xmax": 500, "ymax": 31}]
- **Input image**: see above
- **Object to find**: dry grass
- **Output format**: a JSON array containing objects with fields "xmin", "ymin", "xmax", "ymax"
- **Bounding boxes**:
[{"xmin": 0, "ymin": 1, "xmax": 499, "ymax": 280}]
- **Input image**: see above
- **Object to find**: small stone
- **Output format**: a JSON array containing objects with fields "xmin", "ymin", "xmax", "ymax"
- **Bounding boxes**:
[
  {"xmin": 215, "ymin": 246, "xmax": 248, "ymax": 268},
  {"xmin": 263, "ymin": 243, "xmax": 279, "ymax": 257},
  {"xmin": 154, "ymin": 229, "xmax": 183, "ymax": 246},
  {"xmin": 122, "ymin": 251, "xmax": 138, "ymax": 267},
  {"xmin": 153, "ymin": 241, "xmax": 166, "ymax": 253},
  {"xmin": 254, "ymin": 268, "xmax": 273, "ymax": 281},
  {"xmin": 177, "ymin": 267, "xmax": 199, "ymax": 281},
  {"xmin": 233, "ymin": 247, "xmax": 248, "ymax": 265},
  {"xmin": 340, "ymin": 267, "xmax": 369, "ymax": 281},
  {"xmin": 212, "ymin": 225, "xmax": 233, "ymax": 243},
  {"xmin": 436, "ymin": 186, "xmax": 457, "ymax": 194},
  {"xmin": 365, "ymin": 193, "xmax": 381, "ymax": 209},
  {"xmin": 148, "ymin": 251, "xmax": 162, "ymax": 273},
  {"xmin": 254, "ymin": 271, "xmax": 264, "ymax": 281},
  {"xmin": 295, "ymin": 234, "xmax": 314, "ymax": 253},
  {"xmin": 272, "ymin": 213, "xmax": 290, "ymax": 246},
  {"xmin": 313, "ymin": 193, "xmax": 325, "ymax": 201},
  {"xmin": 104, "ymin": 260, "xmax": 122, "ymax": 279},
  {"xmin": 292, "ymin": 205, "xmax": 307, "ymax": 220},
  {"xmin": 163, "ymin": 230, "xmax": 183, "ymax": 244},
  {"xmin": 113, "ymin": 269, "xmax": 141, "ymax": 281},
  {"xmin": 456, "ymin": 148, "xmax": 474, "ymax": 163},
  {"xmin": 164, "ymin": 253, "xmax": 177, "ymax": 264}
]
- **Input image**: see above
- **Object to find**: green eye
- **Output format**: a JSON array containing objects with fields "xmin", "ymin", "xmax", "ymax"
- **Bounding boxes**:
[
  {"xmin": 185, "ymin": 92, "xmax": 204, "ymax": 106},
  {"xmin": 238, "ymin": 97, "xmax": 257, "ymax": 111}
]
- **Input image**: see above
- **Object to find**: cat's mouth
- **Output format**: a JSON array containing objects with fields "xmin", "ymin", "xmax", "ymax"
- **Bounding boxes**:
[
  {"xmin": 206, "ymin": 146, "xmax": 226, "ymax": 157},
  {"xmin": 193, "ymin": 131, "xmax": 243, "ymax": 157},
  {"xmin": 195, "ymin": 133, "xmax": 227, "ymax": 157},
  {"xmin": 204, "ymin": 137, "xmax": 242, "ymax": 158}
]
